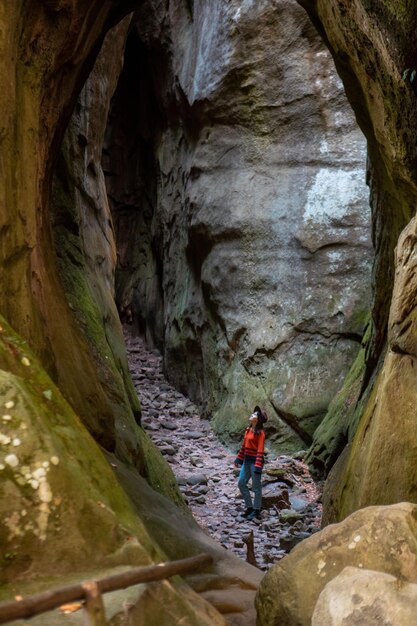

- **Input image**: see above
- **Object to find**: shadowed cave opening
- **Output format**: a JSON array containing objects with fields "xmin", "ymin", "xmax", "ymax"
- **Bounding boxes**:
[{"xmin": 101, "ymin": 6, "xmax": 373, "ymax": 471}]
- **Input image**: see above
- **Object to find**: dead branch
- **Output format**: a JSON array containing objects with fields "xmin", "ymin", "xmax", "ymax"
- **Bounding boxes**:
[
  {"xmin": 0, "ymin": 553, "xmax": 213, "ymax": 625},
  {"xmin": 243, "ymin": 530, "xmax": 258, "ymax": 568}
]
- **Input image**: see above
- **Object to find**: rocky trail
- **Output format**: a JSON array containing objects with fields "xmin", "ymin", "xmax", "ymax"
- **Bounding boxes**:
[{"xmin": 125, "ymin": 328, "xmax": 322, "ymax": 571}]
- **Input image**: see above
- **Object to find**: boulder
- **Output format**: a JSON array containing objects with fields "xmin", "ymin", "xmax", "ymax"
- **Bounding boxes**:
[
  {"xmin": 262, "ymin": 485, "xmax": 291, "ymax": 510},
  {"xmin": 256, "ymin": 502, "xmax": 417, "ymax": 626},
  {"xmin": 312, "ymin": 566, "xmax": 417, "ymax": 626}
]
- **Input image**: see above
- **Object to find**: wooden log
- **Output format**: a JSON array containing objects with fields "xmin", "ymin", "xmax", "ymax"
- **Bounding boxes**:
[
  {"xmin": 82, "ymin": 582, "xmax": 107, "ymax": 626},
  {"xmin": 0, "ymin": 553, "xmax": 213, "ymax": 625},
  {"xmin": 243, "ymin": 530, "xmax": 258, "ymax": 568}
]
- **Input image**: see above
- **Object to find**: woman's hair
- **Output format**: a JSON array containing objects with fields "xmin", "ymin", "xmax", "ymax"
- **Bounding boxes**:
[{"xmin": 253, "ymin": 405, "xmax": 267, "ymax": 433}]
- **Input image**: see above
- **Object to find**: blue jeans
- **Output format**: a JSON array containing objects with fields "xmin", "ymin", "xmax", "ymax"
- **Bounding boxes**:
[{"xmin": 238, "ymin": 461, "xmax": 262, "ymax": 510}]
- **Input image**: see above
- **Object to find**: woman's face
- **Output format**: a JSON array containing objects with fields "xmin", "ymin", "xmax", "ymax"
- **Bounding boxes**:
[{"xmin": 249, "ymin": 413, "xmax": 258, "ymax": 426}]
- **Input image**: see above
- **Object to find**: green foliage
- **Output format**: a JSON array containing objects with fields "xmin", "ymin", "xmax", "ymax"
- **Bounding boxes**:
[{"xmin": 402, "ymin": 68, "xmax": 417, "ymax": 83}]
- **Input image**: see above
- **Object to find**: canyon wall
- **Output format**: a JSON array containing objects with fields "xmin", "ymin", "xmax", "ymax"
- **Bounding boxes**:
[
  {"xmin": 107, "ymin": 0, "xmax": 372, "ymax": 452},
  {"xmin": 296, "ymin": 0, "xmax": 417, "ymax": 521},
  {"xmin": 0, "ymin": 0, "xmax": 161, "ymax": 475},
  {"xmin": 0, "ymin": 7, "xmax": 261, "ymax": 621},
  {"xmin": 2, "ymin": 0, "xmax": 417, "ymax": 615}
]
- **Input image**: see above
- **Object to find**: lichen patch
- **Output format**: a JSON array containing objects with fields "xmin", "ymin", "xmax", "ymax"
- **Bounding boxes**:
[{"xmin": 5, "ymin": 453, "xmax": 19, "ymax": 467}]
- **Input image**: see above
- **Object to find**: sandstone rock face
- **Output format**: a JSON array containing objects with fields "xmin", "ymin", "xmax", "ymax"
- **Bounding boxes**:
[
  {"xmin": 255, "ymin": 502, "xmax": 417, "ymax": 626},
  {"xmin": 52, "ymin": 18, "xmax": 144, "ymax": 460},
  {"xmin": 0, "ymin": 1, "xmax": 156, "ymax": 474},
  {"xmin": 296, "ymin": 1, "xmax": 417, "ymax": 516},
  {"xmin": 0, "ymin": 315, "xmax": 261, "ymax": 623},
  {"xmin": 295, "ymin": 0, "xmax": 417, "ymax": 520},
  {"xmin": 107, "ymin": 0, "xmax": 372, "ymax": 450},
  {"xmin": 0, "ymin": 316, "xmax": 156, "ymax": 583},
  {"xmin": 312, "ymin": 566, "xmax": 417, "ymax": 626},
  {"xmin": 0, "ymin": 7, "xmax": 262, "ymax": 622},
  {"xmin": 321, "ymin": 216, "xmax": 417, "ymax": 524}
]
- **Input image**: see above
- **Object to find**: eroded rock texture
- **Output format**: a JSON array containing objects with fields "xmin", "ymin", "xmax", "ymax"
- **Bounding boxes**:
[
  {"xmin": 51, "ymin": 17, "xmax": 142, "ymax": 459},
  {"xmin": 297, "ymin": 0, "xmax": 417, "ymax": 521},
  {"xmin": 256, "ymin": 502, "xmax": 417, "ymax": 626},
  {"xmin": 0, "ymin": 4, "xmax": 262, "ymax": 621},
  {"xmin": 2, "ymin": 0, "xmax": 417, "ymax": 620},
  {"xmin": 312, "ymin": 566, "xmax": 417, "ymax": 626},
  {"xmin": 106, "ymin": 0, "xmax": 372, "ymax": 451},
  {"xmin": 0, "ymin": 0, "xmax": 158, "ymax": 476}
]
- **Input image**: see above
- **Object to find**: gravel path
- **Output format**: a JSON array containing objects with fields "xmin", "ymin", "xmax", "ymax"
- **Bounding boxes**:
[{"xmin": 125, "ymin": 328, "xmax": 322, "ymax": 571}]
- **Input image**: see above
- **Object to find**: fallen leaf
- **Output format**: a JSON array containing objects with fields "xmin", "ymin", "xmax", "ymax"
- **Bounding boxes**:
[
  {"xmin": 43, "ymin": 389, "xmax": 52, "ymax": 401},
  {"xmin": 110, "ymin": 463, "xmax": 118, "ymax": 468},
  {"xmin": 59, "ymin": 602, "xmax": 82, "ymax": 614}
]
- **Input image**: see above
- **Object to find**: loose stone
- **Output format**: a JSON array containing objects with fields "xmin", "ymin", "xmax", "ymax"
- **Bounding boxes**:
[{"xmin": 124, "ymin": 328, "xmax": 322, "ymax": 570}]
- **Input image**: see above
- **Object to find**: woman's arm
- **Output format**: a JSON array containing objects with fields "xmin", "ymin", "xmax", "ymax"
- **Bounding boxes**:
[
  {"xmin": 235, "ymin": 429, "xmax": 248, "ymax": 466},
  {"xmin": 254, "ymin": 430, "xmax": 265, "ymax": 473}
]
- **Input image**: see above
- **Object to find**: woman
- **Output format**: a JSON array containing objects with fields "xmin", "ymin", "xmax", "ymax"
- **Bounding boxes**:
[{"xmin": 234, "ymin": 405, "xmax": 267, "ymax": 521}]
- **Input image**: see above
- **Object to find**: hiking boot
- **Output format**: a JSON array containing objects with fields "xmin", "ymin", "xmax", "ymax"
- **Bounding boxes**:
[
  {"xmin": 242, "ymin": 507, "xmax": 254, "ymax": 518},
  {"xmin": 246, "ymin": 509, "xmax": 261, "ymax": 521}
]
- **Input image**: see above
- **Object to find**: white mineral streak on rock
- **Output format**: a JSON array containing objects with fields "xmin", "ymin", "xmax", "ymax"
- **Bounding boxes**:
[
  {"xmin": 5, "ymin": 511, "xmax": 23, "ymax": 539},
  {"xmin": 37, "ymin": 502, "xmax": 50, "ymax": 540},
  {"xmin": 33, "ymin": 467, "xmax": 46, "ymax": 480},
  {"xmin": 39, "ymin": 481, "xmax": 52, "ymax": 503},
  {"xmin": 5, "ymin": 453, "xmax": 19, "ymax": 467},
  {"xmin": 176, "ymin": 2, "xmax": 233, "ymax": 104},
  {"xmin": 304, "ymin": 168, "xmax": 364, "ymax": 224},
  {"xmin": 348, "ymin": 534, "xmax": 362, "ymax": 549}
]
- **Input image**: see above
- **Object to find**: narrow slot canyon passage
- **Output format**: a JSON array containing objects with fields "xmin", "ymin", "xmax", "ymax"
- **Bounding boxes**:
[
  {"xmin": 106, "ymin": 0, "xmax": 372, "ymax": 477},
  {"xmin": 5, "ymin": 1, "xmax": 417, "ymax": 624},
  {"xmin": 104, "ymin": 0, "xmax": 370, "ymax": 572},
  {"xmin": 124, "ymin": 327, "xmax": 321, "ymax": 570}
]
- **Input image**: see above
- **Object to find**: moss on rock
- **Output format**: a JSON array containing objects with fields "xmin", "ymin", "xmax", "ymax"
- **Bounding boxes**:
[
  {"xmin": 0, "ymin": 315, "xmax": 161, "ymax": 582},
  {"xmin": 306, "ymin": 320, "xmax": 372, "ymax": 478}
]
